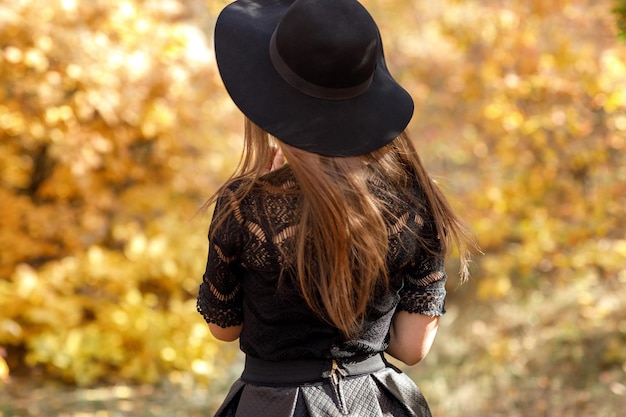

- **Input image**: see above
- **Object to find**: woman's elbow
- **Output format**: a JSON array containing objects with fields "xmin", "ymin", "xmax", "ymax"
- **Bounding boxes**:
[
  {"xmin": 386, "ymin": 344, "xmax": 428, "ymax": 366},
  {"xmin": 386, "ymin": 312, "xmax": 440, "ymax": 366},
  {"xmin": 397, "ymin": 352, "xmax": 426, "ymax": 367}
]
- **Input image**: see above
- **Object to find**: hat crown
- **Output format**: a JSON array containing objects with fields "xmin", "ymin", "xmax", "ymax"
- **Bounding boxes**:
[
  {"xmin": 214, "ymin": 0, "xmax": 414, "ymax": 156},
  {"xmin": 271, "ymin": 0, "xmax": 379, "ymax": 98}
]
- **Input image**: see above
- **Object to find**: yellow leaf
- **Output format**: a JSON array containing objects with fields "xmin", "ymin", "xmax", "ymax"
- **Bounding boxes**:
[{"xmin": 0, "ymin": 355, "xmax": 8, "ymax": 382}]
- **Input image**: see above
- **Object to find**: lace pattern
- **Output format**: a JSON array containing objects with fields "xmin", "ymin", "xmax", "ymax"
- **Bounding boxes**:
[{"xmin": 197, "ymin": 166, "xmax": 447, "ymax": 359}]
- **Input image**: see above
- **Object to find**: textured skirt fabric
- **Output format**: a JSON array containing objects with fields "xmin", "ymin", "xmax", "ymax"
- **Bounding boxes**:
[{"xmin": 214, "ymin": 366, "xmax": 432, "ymax": 417}]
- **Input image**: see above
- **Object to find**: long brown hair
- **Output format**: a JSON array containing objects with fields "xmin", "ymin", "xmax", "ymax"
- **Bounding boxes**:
[{"xmin": 204, "ymin": 118, "xmax": 473, "ymax": 338}]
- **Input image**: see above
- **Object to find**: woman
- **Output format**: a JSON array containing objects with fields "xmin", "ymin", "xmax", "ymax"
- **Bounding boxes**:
[{"xmin": 197, "ymin": 0, "xmax": 473, "ymax": 415}]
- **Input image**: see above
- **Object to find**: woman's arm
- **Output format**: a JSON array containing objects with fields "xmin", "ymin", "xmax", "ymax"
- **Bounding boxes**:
[
  {"xmin": 385, "ymin": 311, "xmax": 439, "ymax": 366},
  {"xmin": 205, "ymin": 148, "xmax": 283, "ymax": 343},
  {"xmin": 209, "ymin": 323, "xmax": 243, "ymax": 342}
]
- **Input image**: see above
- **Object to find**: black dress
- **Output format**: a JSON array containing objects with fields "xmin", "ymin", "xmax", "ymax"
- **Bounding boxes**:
[{"xmin": 197, "ymin": 166, "xmax": 446, "ymax": 417}]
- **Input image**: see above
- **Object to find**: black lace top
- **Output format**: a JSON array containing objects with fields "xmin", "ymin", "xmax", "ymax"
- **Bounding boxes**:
[{"xmin": 197, "ymin": 166, "xmax": 447, "ymax": 362}]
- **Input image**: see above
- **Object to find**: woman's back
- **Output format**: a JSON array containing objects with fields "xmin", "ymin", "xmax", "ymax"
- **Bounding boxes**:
[{"xmin": 198, "ymin": 164, "xmax": 447, "ymax": 361}]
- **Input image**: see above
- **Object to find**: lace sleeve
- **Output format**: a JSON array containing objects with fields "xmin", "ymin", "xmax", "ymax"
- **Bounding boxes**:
[
  {"xmin": 397, "ymin": 255, "xmax": 447, "ymax": 316},
  {"xmin": 196, "ymin": 186, "xmax": 245, "ymax": 328},
  {"xmin": 397, "ymin": 212, "xmax": 447, "ymax": 316}
]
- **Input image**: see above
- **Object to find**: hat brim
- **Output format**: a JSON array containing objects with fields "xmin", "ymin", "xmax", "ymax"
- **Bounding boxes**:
[{"xmin": 214, "ymin": 0, "xmax": 414, "ymax": 157}]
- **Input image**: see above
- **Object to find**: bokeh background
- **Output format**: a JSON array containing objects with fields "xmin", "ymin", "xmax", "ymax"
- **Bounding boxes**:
[{"xmin": 1, "ymin": 0, "xmax": 625, "ymax": 415}]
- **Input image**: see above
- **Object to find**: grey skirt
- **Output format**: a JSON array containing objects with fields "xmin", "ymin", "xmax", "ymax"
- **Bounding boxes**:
[{"xmin": 213, "ymin": 362, "xmax": 432, "ymax": 417}]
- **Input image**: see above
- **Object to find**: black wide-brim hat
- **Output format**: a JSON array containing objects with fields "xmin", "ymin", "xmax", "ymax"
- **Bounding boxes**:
[{"xmin": 214, "ymin": 0, "xmax": 414, "ymax": 157}]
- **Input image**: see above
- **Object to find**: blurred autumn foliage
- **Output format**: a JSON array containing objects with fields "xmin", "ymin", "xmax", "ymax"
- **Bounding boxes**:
[
  {"xmin": 390, "ymin": 0, "xmax": 626, "ymax": 414},
  {"xmin": 0, "ymin": 0, "xmax": 625, "ymax": 414},
  {"xmin": 616, "ymin": 0, "xmax": 626, "ymax": 38},
  {"xmin": 0, "ymin": 0, "xmax": 242, "ymax": 386}
]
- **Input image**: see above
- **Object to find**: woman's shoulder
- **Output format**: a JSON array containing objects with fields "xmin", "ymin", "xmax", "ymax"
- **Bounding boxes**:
[
  {"xmin": 217, "ymin": 167, "xmax": 301, "ymax": 220},
  {"xmin": 221, "ymin": 165, "xmax": 298, "ymax": 194},
  {"xmin": 259, "ymin": 165, "xmax": 299, "ymax": 191}
]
